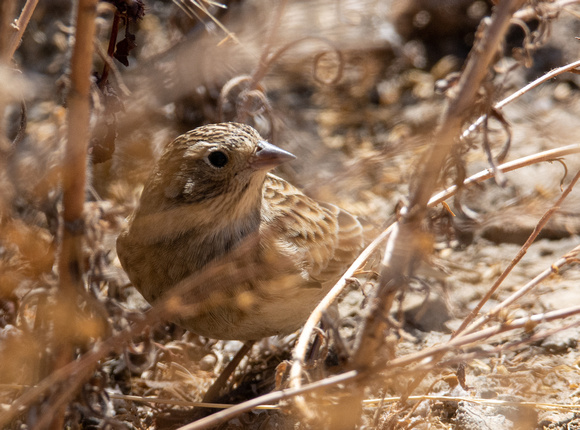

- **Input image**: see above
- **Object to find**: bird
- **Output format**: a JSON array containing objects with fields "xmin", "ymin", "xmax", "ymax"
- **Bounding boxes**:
[{"xmin": 116, "ymin": 122, "xmax": 364, "ymax": 341}]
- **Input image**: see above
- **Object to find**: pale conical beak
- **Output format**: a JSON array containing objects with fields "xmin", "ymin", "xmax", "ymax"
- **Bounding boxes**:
[{"xmin": 250, "ymin": 140, "xmax": 296, "ymax": 170}]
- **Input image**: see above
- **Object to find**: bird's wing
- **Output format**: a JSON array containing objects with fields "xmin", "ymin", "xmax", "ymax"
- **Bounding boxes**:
[
  {"xmin": 316, "ymin": 201, "xmax": 365, "ymax": 282},
  {"xmin": 262, "ymin": 174, "xmax": 363, "ymax": 285}
]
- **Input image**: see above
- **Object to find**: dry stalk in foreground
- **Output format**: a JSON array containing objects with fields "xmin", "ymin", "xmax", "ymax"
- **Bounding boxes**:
[
  {"xmin": 326, "ymin": 0, "xmax": 528, "ymax": 426},
  {"xmin": 350, "ymin": 0, "xmax": 528, "ymax": 374},
  {"xmin": 462, "ymin": 58, "xmax": 580, "ymax": 140},
  {"xmin": 289, "ymin": 144, "xmax": 580, "ymax": 407},
  {"xmin": 0, "ymin": 0, "xmax": 16, "ymax": 62},
  {"xmin": 107, "ymin": 388, "xmax": 580, "ymax": 414},
  {"xmin": 6, "ymin": 0, "xmax": 40, "ymax": 60},
  {"xmin": 427, "ymin": 144, "xmax": 580, "ymax": 206},
  {"xmin": 290, "ymin": 144, "xmax": 580, "ymax": 378},
  {"xmin": 179, "ymin": 262, "xmax": 580, "ymax": 430},
  {"xmin": 0, "ymin": 242, "xmax": 277, "ymax": 428},
  {"xmin": 44, "ymin": 0, "xmax": 98, "ymax": 428},
  {"xmin": 460, "ymin": 230, "xmax": 580, "ymax": 337},
  {"xmin": 455, "ymin": 169, "xmax": 580, "ymax": 335}
]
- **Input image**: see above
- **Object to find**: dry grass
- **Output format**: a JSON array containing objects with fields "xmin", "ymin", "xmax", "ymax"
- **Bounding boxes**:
[{"xmin": 1, "ymin": 0, "xmax": 580, "ymax": 429}]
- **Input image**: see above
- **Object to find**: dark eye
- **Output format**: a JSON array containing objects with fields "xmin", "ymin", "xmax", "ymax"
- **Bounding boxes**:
[{"xmin": 207, "ymin": 151, "xmax": 228, "ymax": 168}]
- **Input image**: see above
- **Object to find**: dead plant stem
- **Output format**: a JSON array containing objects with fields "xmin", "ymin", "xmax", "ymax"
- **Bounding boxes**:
[
  {"xmin": 340, "ymin": 1, "xmax": 528, "ymax": 426},
  {"xmin": 98, "ymin": 10, "xmax": 120, "ymax": 89},
  {"xmin": 180, "ymin": 300, "xmax": 580, "ymax": 430},
  {"xmin": 289, "ymin": 144, "xmax": 580, "ymax": 402},
  {"xmin": 7, "ymin": 0, "xmax": 39, "ymax": 60},
  {"xmin": 0, "ymin": 0, "xmax": 16, "ymax": 62},
  {"xmin": 52, "ymin": 0, "xmax": 98, "ymax": 427},
  {"xmin": 463, "ymin": 58, "xmax": 580, "ymax": 140},
  {"xmin": 455, "ymin": 169, "xmax": 580, "ymax": 335},
  {"xmin": 462, "ymin": 242, "xmax": 580, "ymax": 337},
  {"xmin": 428, "ymin": 144, "xmax": 580, "ymax": 206}
]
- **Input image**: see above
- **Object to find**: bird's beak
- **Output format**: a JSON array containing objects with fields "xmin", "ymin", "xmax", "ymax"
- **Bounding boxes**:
[{"xmin": 250, "ymin": 140, "xmax": 296, "ymax": 170}]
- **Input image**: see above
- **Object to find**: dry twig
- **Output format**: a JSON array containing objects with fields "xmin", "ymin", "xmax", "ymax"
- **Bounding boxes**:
[
  {"xmin": 339, "ymin": 2, "xmax": 528, "ymax": 426},
  {"xmin": 455, "ymin": 169, "xmax": 580, "ymax": 335},
  {"xmin": 6, "ymin": 0, "xmax": 40, "ymax": 60},
  {"xmin": 462, "ymin": 58, "xmax": 580, "ymax": 140},
  {"xmin": 174, "ymin": 279, "xmax": 580, "ymax": 429},
  {"xmin": 289, "ymin": 143, "xmax": 580, "ymax": 406},
  {"xmin": 51, "ymin": 0, "xmax": 98, "ymax": 427}
]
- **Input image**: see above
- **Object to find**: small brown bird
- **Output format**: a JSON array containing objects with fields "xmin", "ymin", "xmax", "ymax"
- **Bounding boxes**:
[{"xmin": 117, "ymin": 122, "xmax": 363, "ymax": 340}]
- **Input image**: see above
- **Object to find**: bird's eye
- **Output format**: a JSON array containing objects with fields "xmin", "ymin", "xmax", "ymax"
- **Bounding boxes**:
[{"xmin": 207, "ymin": 151, "xmax": 228, "ymax": 168}]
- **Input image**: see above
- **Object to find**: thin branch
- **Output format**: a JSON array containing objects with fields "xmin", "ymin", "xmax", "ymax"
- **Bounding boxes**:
[
  {"xmin": 52, "ymin": 0, "xmax": 98, "ymax": 427},
  {"xmin": 364, "ymin": 395, "xmax": 580, "ymax": 411},
  {"xmin": 428, "ymin": 144, "xmax": 580, "ymax": 207},
  {"xmin": 513, "ymin": 0, "xmax": 580, "ymax": 21},
  {"xmin": 94, "ymin": 39, "xmax": 131, "ymax": 96},
  {"xmin": 461, "ymin": 242, "xmax": 580, "ymax": 337},
  {"xmin": 176, "ymin": 301, "xmax": 580, "ymax": 430},
  {"xmin": 289, "ymin": 225, "xmax": 394, "ymax": 414},
  {"xmin": 97, "ymin": 10, "xmax": 120, "ymax": 89},
  {"xmin": 173, "ymin": 0, "xmax": 241, "ymax": 46},
  {"xmin": 200, "ymin": 340, "xmax": 255, "ymax": 404},
  {"xmin": 105, "ymin": 393, "xmax": 278, "ymax": 409},
  {"xmin": 7, "ymin": 0, "xmax": 40, "ymax": 60},
  {"xmin": 338, "ymin": 1, "xmax": 528, "ymax": 425},
  {"xmin": 462, "ymin": 59, "xmax": 580, "ymax": 140},
  {"xmin": 454, "ymin": 169, "xmax": 580, "ymax": 336},
  {"xmin": 175, "ymin": 370, "xmax": 361, "ymax": 430},
  {"xmin": 289, "ymin": 143, "xmax": 580, "ymax": 400},
  {"xmin": 386, "ymin": 302, "xmax": 580, "ymax": 371}
]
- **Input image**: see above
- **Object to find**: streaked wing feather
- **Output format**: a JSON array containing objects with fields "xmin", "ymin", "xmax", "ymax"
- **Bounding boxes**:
[
  {"xmin": 263, "ymin": 174, "xmax": 363, "ymax": 285},
  {"xmin": 317, "ymin": 202, "xmax": 364, "ymax": 281}
]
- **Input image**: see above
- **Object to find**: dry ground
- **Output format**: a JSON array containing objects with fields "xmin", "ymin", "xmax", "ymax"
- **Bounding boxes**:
[{"xmin": 1, "ymin": 0, "xmax": 580, "ymax": 429}]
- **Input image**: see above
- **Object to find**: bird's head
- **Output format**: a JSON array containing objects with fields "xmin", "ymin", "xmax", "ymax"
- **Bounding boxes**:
[{"xmin": 138, "ymin": 122, "xmax": 295, "ymax": 221}]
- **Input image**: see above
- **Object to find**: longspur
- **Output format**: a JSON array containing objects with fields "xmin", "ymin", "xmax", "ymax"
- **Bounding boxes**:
[{"xmin": 117, "ymin": 122, "xmax": 364, "ymax": 340}]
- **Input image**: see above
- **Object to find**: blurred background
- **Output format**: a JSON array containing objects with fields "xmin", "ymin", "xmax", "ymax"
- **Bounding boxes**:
[{"xmin": 2, "ymin": 0, "xmax": 580, "ymax": 428}]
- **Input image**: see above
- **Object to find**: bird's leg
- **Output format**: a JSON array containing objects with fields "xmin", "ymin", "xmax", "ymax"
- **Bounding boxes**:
[
  {"xmin": 201, "ymin": 340, "xmax": 255, "ymax": 404},
  {"xmin": 324, "ymin": 313, "xmax": 352, "ymax": 364},
  {"xmin": 307, "ymin": 309, "xmax": 351, "ymax": 368},
  {"xmin": 306, "ymin": 325, "xmax": 328, "ymax": 366}
]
